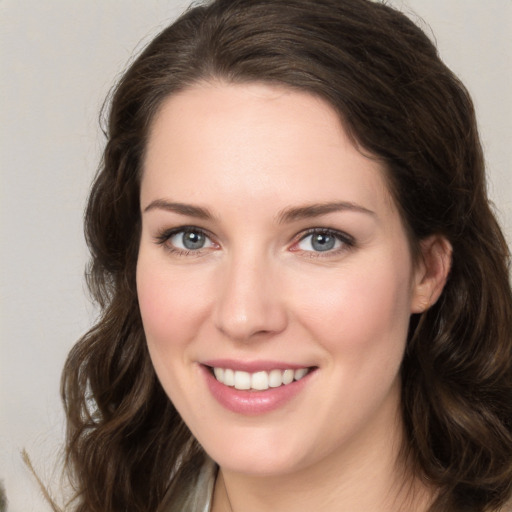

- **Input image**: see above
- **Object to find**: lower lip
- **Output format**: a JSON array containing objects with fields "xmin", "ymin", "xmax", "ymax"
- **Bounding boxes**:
[{"xmin": 201, "ymin": 365, "xmax": 314, "ymax": 415}]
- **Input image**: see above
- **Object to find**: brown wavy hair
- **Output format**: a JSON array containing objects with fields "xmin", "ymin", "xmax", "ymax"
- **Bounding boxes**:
[{"xmin": 61, "ymin": 0, "xmax": 512, "ymax": 510}]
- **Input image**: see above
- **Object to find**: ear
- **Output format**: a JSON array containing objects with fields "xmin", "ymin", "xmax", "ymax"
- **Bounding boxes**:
[{"xmin": 411, "ymin": 235, "xmax": 452, "ymax": 314}]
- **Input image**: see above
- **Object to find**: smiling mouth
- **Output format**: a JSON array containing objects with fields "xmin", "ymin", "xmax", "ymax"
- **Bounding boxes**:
[{"xmin": 208, "ymin": 366, "xmax": 315, "ymax": 391}]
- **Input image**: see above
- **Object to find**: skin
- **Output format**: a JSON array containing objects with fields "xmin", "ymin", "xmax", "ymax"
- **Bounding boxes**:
[{"xmin": 137, "ymin": 82, "xmax": 451, "ymax": 511}]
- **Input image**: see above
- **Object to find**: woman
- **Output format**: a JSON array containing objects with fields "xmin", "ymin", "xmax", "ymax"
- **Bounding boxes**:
[{"xmin": 61, "ymin": 0, "xmax": 512, "ymax": 510}]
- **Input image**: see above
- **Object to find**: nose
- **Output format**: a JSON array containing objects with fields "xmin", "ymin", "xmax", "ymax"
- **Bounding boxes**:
[{"xmin": 213, "ymin": 249, "xmax": 288, "ymax": 343}]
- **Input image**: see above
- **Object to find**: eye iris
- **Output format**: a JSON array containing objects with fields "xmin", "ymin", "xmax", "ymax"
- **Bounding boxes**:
[
  {"xmin": 182, "ymin": 230, "xmax": 205, "ymax": 250},
  {"xmin": 311, "ymin": 233, "xmax": 335, "ymax": 251}
]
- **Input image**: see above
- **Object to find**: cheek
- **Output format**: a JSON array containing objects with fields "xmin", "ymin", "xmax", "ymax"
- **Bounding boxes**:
[
  {"xmin": 136, "ymin": 253, "xmax": 220, "ymax": 429},
  {"xmin": 136, "ymin": 256, "xmax": 207, "ymax": 354},
  {"xmin": 136, "ymin": 266, "xmax": 173, "ymax": 348},
  {"xmin": 294, "ymin": 257, "xmax": 413, "ymax": 361}
]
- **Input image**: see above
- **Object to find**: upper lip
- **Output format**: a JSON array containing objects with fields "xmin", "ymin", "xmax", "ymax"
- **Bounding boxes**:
[{"xmin": 201, "ymin": 359, "xmax": 314, "ymax": 373}]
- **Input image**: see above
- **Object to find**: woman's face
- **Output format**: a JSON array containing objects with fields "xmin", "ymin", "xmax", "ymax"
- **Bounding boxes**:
[{"xmin": 137, "ymin": 82, "xmax": 429, "ymax": 477}]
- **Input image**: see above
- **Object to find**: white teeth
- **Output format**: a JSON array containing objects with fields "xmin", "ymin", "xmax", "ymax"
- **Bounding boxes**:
[
  {"xmin": 234, "ymin": 371, "xmax": 251, "ymax": 390},
  {"xmin": 294, "ymin": 368, "xmax": 308, "ymax": 381},
  {"xmin": 282, "ymin": 369, "xmax": 294, "ymax": 385},
  {"xmin": 224, "ymin": 368, "xmax": 235, "ymax": 386},
  {"xmin": 212, "ymin": 366, "xmax": 311, "ymax": 390},
  {"xmin": 213, "ymin": 367, "xmax": 224, "ymax": 381},
  {"xmin": 268, "ymin": 369, "xmax": 283, "ymax": 388},
  {"xmin": 251, "ymin": 371, "xmax": 269, "ymax": 391}
]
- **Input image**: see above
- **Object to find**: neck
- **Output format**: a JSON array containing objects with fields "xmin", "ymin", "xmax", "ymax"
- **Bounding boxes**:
[{"xmin": 211, "ymin": 396, "xmax": 433, "ymax": 512}]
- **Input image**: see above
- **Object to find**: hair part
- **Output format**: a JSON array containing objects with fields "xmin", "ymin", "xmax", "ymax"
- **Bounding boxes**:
[{"xmin": 62, "ymin": 1, "xmax": 512, "ymax": 510}]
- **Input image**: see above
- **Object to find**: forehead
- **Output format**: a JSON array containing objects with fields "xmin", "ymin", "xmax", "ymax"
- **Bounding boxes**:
[{"xmin": 142, "ymin": 82, "xmax": 395, "ymax": 217}]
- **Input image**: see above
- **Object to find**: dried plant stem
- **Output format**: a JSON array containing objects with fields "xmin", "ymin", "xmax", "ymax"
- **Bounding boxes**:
[{"xmin": 21, "ymin": 449, "xmax": 63, "ymax": 512}]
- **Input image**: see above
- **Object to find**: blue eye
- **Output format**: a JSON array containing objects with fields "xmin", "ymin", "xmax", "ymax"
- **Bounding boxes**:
[
  {"xmin": 296, "ymin": 230, "xmax": 352, "ymax": 253},
  {"xmin": 156, "ymin": 227, "xmax": 215, "ymax": 253},
  {"xmin": 170, "ymin": 229, "xmax": 209, "ymax": 250}
]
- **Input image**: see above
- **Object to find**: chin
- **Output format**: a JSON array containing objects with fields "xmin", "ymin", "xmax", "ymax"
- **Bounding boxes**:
[
  {"xmin": 197, "ymin": 426, "xmax": 318, "ymax": 477},
  {"xmin": 212, "ymin": 451, "xmax": 305, "ymax": 477}
]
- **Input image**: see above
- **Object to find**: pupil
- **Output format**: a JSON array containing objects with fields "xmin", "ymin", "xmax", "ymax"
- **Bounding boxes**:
[
  {"xmin": 183, "ymin": 231, "xmax": 205, "ymax": 250},
  {"xmin": 312, "ymin": 233, "xmax": 335, "ymax": 251}
]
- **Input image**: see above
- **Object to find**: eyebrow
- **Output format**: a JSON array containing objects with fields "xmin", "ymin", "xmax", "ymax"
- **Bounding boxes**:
[
  {"xmin": 143, "ymin": 199, "xmax": 375, "ymax": 223},
  {"xmin": 276, "ymin": 201, "xmax": 375, "ymax": 224},
  {"xmin": 143, "ymin": 199, "xmax": 215, "ymax": 220}
]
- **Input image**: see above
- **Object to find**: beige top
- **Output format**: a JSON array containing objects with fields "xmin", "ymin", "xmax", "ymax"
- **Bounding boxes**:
[
  {"xmin": 160, "ymin": 458, "xmax": 217, "ymax": 512},
  {"xmin": 157, "ymin": 460, "xmax": 512, "ymax": 512}
]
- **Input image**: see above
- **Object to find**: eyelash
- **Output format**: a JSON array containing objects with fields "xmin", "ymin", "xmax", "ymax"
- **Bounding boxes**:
[
  {"xmin": 154, "ymin": 226, "xmax": 355, "ymax": 258},
  {"xmin": 293, "ymin": 228, "xmax": 355, "ymax": 257},
  {"xmin": 154, "ymin": 226, "xmax": 216, "ymax": 257}
]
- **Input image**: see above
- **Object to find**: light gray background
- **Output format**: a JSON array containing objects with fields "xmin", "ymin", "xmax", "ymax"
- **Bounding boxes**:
[{"xmin": 1, "ymin": 1, "xmax": 510, "ymax": 510}]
